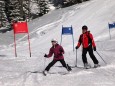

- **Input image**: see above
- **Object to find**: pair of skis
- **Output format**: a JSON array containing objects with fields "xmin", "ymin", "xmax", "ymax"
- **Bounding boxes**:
[
  {"xmin": 29, "ymin": 70, "xmax": 69, "ymax": 76},
  {"xmin": 29, "ymin": 64, "xmax": 100, "ymax": 76},
  {"xmin": 41, "ymin": 65, "xmax": 101, "ymax": 76}
]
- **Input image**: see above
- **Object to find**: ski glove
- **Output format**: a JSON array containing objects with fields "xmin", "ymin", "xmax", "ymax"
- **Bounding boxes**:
[
  {"xmin": 93, "ymin": 47, "xmax": 96, "ymax": 51},
  {"xmin": 44, "ymin": 54, "xmax": 48, "ymax": 57},
  {"xmin": 59, "ymin": 49, "xmax": 63, "ymax": 53},
  {"xmin": 75, "ymin": 46, "xmax": 79, "ymax": 49}
]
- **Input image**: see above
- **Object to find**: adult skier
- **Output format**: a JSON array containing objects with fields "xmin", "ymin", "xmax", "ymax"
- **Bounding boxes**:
[
  {"xmin": 75, "ymin": 25, "xmax": 100, "ymax": 69},
  {"xmin": 43, "ymin": 39, "xmax": 72, "ymax": 75}
]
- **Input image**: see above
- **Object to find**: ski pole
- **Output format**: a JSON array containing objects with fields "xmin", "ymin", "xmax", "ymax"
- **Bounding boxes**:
[
  {"xmin": 43, "ymin": 58, "xmax": 46, "ymax": 71},
  {"xmin": 41, "ymin": 52, "xmax": 47, "ymax": 70},
  {"xmin": 75, "ymin": 49, "xmax": 77, "ymax": 67},
  {"xmin": 96, "ymin": 51, "xmax": 107, "ymax": 64},
  {"xmin": 39, "ymin": 52, "xmax": 46, "ymax": 69}
]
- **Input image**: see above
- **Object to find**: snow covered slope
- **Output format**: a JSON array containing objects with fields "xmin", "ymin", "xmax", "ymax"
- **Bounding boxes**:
[{"xmin": 0, "ymin": 0, "xmax": 115, "ymax": 86}]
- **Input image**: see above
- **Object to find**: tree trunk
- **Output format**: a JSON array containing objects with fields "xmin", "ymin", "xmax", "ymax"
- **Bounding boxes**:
[{"xmin": 18, "ymin": 0, "xmax": 24, "ymax": 21}]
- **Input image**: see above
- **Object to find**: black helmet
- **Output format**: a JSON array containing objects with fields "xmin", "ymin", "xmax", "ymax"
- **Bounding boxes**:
[{"xmin": 82, "ymin": 25, "xmax": 88, "ymax": 30}]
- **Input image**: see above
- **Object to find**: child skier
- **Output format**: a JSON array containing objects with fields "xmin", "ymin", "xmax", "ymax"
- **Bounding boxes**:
[{"xmin": 43, "ymin": 39, "xmax": 72, "ymax": 75}]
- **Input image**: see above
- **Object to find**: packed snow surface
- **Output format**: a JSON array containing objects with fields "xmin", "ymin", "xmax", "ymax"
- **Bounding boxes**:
[{"xmin": 0, "ymin": 0, "xmax": 115, "ymax": 86}]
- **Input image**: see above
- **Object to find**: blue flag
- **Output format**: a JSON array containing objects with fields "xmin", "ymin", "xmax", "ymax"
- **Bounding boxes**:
[
  {"xmin": 62, "ymin": 26, "xmax": 73, "ymax": 35},
  {"xmin": 108, "ymin": 23, "xmax": 115, "ymax": 29},
  {"xmin": 61, "ymin": 26, "xmax": 74, "ymax": 51}
]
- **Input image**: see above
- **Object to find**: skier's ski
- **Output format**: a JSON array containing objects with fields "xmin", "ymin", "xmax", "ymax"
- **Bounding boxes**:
[
  {"xmin": 28, "ymin": 71, "xmax": 47, "ymax": 76},
  {"xmin": 85, "ymin": 65, "xmax": 101, "ymax": 69},
  {"xmin": 71, "ymin": 65, "xmax": 101, "ymax": 69},
  {"xmin": 29, "ymin": 70, "xmax": 67, "ymax": 76},
  {"xmin": 31, "ymin": 71, "xmax": 39, "ymax": 73}
]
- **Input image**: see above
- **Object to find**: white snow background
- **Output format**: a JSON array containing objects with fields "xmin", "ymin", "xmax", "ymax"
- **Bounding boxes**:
[{"xmin": 0, "ymin": 0, "xmax": 115, "ymax": 86}]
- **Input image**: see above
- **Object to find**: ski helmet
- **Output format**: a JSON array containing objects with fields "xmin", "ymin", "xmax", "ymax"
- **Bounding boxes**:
[
  {"xmin": 51, "ymin": 38, "xmax": 57, "ymax": 42},
  {"xmin": 82, "ymin": 25, "xmax": 88, "ymax": 30}
]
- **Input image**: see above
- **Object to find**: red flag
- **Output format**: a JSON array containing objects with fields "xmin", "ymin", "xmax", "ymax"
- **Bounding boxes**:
[
  {"xmin": 13, "ymin": 22, "xmax": 28, "ymax": 34},
  {"xmin": 13, "ymin": 21, "xmax": 31, "ymax": 57}
]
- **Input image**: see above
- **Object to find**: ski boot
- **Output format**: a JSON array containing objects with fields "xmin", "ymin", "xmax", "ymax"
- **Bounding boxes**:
[
  {"xmin": 94, "ymin": 64, "xmax": 100, "ymax": 68},
  {"xmin": 43, "ymin": 70, "xmax": 48, "ymax": 76},
  {"xmin": 84, "ymin": 63, "xmax": 91, "ymax": 69}
]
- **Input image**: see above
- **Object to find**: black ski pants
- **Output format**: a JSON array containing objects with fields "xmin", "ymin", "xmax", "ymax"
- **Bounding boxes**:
[
  {"xmin": 82, "ymin": 46, "xmax": 99, "ymax": 64},
  {"xmin": 45, "ymin": 59, "xmax": 71, "ymax": 71}
]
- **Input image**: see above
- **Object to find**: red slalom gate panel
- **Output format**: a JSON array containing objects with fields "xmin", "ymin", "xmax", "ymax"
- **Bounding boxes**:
[
  {"xmin": 13, "ymin": 22, "xmax": 28, "ymax": 34},
  {"xmin": 12, "ymin": 21, "xmax": 31, "ymax": 57}
]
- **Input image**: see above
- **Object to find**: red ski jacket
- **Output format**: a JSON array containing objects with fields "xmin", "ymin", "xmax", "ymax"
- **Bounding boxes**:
[
  {"xmin": 77, "ymin": 31, "xmax": 96, "ymax": 48},
  {"xmin": 47, "ymin": 44, "xmax": 64, "ymax": 60}
]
